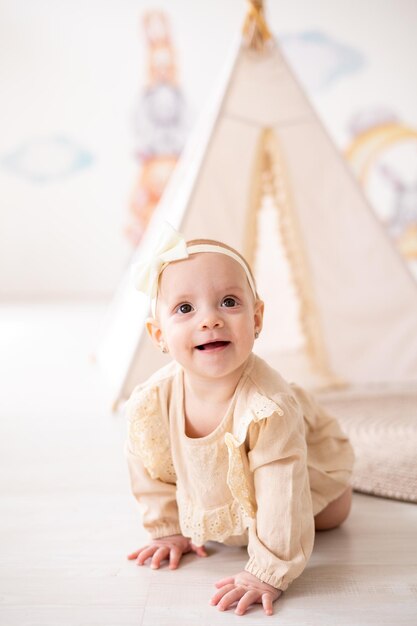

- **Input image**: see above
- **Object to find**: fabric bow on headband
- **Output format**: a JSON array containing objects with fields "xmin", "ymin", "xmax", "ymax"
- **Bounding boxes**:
[{"xmin": 131, "ymin": 224, "xmax": 189, "ymax": 298}]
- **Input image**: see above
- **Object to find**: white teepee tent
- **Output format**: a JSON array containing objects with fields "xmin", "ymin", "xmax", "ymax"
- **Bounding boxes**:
[{"xmin": 97, "ymin": 1, "xmax": 417, "ymax": 410}]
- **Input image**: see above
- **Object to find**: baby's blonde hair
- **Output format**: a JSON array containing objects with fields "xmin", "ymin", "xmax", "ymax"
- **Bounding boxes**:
[
  {"xmin": 185, "ymin": 238, "xmax": 260, "ymax": 300},
  {"xmin": 155, "ymin": 238, "xmax": 260, "ymax": 313}
]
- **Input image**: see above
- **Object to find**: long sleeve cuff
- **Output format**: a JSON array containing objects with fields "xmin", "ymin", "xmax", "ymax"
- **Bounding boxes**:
[
  {"xmin": 149, "ymin": 523, "xmax": 183, "ymax": 540},
  {"xmin": 244, "ymin": 556, "xmax": 290, "ymax": 591}
]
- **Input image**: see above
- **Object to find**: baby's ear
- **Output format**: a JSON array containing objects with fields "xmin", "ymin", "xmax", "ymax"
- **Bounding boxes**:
[
  {"xmin": 145, "ymin": 317, "xmax": 164, "ymax": 348},
  {"xmin": 254, "ymin": 299, "xmax": 265, "ymax": 332}
]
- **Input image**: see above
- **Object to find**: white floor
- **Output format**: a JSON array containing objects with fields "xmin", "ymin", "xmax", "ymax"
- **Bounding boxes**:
[{"xmin": 1, "ymin": 301, "xmax": 416, "ymax": 625}]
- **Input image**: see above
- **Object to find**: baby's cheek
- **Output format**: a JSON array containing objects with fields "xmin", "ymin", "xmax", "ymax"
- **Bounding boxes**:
[{"xmin": 165, "ymin": 324, "xmax": 188, "ymax": 351}]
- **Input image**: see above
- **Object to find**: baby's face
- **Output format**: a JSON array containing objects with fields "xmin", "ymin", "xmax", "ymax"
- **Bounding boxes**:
[{"xmin": 148, "ymin": 252, "xmax": 263, "ymax": 383}]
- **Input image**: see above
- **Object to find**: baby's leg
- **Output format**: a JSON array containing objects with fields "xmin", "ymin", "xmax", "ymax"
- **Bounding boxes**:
[{"xmin": 314, "ymin": 486, "xmax": 352, "ymax": 531}]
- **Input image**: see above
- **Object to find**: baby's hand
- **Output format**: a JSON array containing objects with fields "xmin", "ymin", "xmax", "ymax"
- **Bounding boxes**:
[
  {"xmin": 127, "ymin": 534, "xmax": 207, "ymax": 570},
  {"xmin": 210, "ymin": 571, "xmax": 282, "ymax": 616}
]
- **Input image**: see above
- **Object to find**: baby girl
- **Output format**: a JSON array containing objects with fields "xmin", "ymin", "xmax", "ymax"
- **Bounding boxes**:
[{"xmin": 125, "ymin": 224, "xmax": 354, "ymax": 616}]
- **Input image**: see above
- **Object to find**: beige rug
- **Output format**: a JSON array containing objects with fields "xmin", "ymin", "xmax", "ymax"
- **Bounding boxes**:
[{"xmin": 319, "ymin": 384, "xmax": 417, "ymax": 504}]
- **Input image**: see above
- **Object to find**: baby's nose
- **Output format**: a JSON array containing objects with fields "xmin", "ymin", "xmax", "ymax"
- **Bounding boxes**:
[{"xmin": 199, "ymin": 310, "xmax": 224, "ymax": 330}]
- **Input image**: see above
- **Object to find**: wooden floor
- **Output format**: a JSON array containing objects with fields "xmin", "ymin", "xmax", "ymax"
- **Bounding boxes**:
[{"xmin": 1, "ymin": 301, "xmax": 416, "ymax": 625}]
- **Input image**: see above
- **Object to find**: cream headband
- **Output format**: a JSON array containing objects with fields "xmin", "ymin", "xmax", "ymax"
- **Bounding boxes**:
[{"xmin": 131, "ymin": 223, "xmax": 257, "ymax": 315}]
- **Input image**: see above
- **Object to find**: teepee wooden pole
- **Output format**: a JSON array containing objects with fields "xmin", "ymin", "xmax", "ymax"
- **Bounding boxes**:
[{"xmin": 242, "ymin": 0, "xmax": 273, "ymax": 50}]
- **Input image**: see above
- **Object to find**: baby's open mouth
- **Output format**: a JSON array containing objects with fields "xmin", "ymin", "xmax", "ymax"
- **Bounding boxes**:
[{"xmin": 195, "ymin": 341, "xmax": 231, "ymax": 351}]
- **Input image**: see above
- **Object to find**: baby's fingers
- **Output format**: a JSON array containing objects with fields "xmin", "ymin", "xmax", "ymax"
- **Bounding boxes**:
[
  {"xmin": 261, "ymin": 592, "xmax": 274, "ymax": 616},
  {"xmin": 135, "ymin": 545, "xmax": 158, "ymax": 566},
  {"xmin": 218, "ymin": 587, "xmax": 246, "ymax": 612},
  {"xmin": 168, "ymin": 546, "xmax": 182, "ymax": 570},
  {"xmin": 210, "ymin": 583, "xmax": 235, "ymax": 606},
  {"xmin": 127, "ymin": 550, "xmax": 140, "ymax": 560},
  {"xmin": 191, "ymin": 543, "xmax": 208, "ymax": 558},
  {"xmin": 214, "ymin": 576, "xmax": 235, "ymax": 588},
  {"xmin": 151, "ymin": 546, "xmax": 171, "ymax": 569},
  {"xmin": 235, "ymin": 590, "xmax": 261, "ymax": 616},
  {"xmin": 127, "ymin": 545, "xmax": 148, "ymax": 560}
]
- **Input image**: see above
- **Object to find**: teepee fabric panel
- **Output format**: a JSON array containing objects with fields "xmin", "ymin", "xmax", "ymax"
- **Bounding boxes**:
[
  {"xmin": 224, "ymin": 47, "xmax": 313, "ymax": 126},
  {"xmin": 276, "ymin": 120, "xmax": 417, "ymax": 383},
  {"xmin": 181, "ymin": 118, "xmax": 259, "ymax": 244}
]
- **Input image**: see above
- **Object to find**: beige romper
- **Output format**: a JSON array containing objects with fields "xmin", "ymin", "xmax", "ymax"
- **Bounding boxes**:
[{"xmin": 126, "ymin": 353, "xmax": 354, "ymax": 591}]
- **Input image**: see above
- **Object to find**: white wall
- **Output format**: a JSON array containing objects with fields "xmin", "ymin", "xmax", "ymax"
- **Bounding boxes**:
[{"xmin": 1, "ymin": 0, "xmax": 416, "ymax": 298}]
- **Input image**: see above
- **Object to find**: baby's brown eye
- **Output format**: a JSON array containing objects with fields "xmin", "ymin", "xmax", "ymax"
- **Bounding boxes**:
[
  {"xmin": 222, "ymin": 297, "xmax": 237, "ymax": 308},
  {"xmin": 177, "ymin": 303, "xmax": 193, "ymax": 314}
]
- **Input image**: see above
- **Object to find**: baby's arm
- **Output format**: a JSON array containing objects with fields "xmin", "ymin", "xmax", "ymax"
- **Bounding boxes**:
[
  {"xmin": 241, "ymin": 406, "xmax": 314, "ymax": 594},
  {"xmin": 128, "ymin": 534, "xmax": 207, "ymax": 570},
  {"xmin": 125, "ymin": 385, "xmax": 209, "ymax": 571},
  {"xmin": 126, "ymin": 445, "xmax": 208, "ymax": 569},
  {"xmin": 126, "ymin": 386, "xmax": 188, "ymax": 566},
  {"xmin": 210, "ymin": 396, "xmax": 315, "ymax": 616}
]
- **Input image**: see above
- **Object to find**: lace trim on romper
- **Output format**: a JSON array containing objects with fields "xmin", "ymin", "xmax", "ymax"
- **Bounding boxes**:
[
  {"xmin": 128, "ymin": 386, "xmax": 177, "ymax": 483},
  {"xmin": 225, "ymin": 392, "xmax": 284, "ymax": 518},
  {"xmin": 177, "ymin": 493, "xmax": 249, "ymax": 546}
]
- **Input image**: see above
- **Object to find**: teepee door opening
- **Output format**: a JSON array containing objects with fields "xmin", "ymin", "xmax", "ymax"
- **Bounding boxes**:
[
  {"xmin": 253, "ymin": 192, "xmax": 303, "ymax": 356},
  {"xmin": 246, "ymin": 127, "xmax": 340, "ymax": 387}
]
